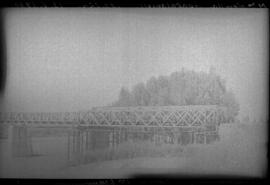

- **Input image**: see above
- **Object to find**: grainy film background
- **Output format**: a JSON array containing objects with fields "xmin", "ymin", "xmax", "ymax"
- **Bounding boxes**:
[{"xmin": 0, "ymin": 8, "xmax": 268, "ymax": 178}]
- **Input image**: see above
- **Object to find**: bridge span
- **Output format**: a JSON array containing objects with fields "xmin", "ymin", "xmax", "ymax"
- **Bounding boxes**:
[
  {"xmin": 0, "ymin": 105, "xmax": 226, "ymax": 128},
  {"xmin": 0, "ymin": 105, "xmax": 227, "ymax": 165}
]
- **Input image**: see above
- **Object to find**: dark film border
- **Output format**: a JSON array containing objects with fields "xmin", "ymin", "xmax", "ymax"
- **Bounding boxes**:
[
  {"xmin": 0, "ymin": 1, "xmax": 268, "ymax": 185},
  {"xmin": 0, "ymin": 0, "xmax": 268, "ymax": 7}
]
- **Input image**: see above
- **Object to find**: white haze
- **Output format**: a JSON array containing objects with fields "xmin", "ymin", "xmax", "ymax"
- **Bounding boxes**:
[{"xmin": 1, "ymin": 8, "xmax": 268, "ymax": 121}]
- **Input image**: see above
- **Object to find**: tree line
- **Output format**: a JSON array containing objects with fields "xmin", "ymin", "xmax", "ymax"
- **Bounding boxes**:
[{"xmin": 111, "ymin": 68, "xmax": 239, "ymax": 122}]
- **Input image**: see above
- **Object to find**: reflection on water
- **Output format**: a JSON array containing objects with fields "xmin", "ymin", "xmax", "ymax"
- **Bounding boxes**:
[
  {"xmin": 1, "ymin": 125, "xmax": 220, "ymax": 166},
  {"xmin": 0, "ymin": 123, "xmax": 266, "ymax": 178},
  {"xmin": 67, "ymin": 126, "xmax": 220, "ymax": 166}
]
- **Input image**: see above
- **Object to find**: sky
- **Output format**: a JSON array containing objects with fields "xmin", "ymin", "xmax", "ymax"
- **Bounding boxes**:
[{"xmin": 0, "ymin": 8, "xmax": 268, "ymax": 120}]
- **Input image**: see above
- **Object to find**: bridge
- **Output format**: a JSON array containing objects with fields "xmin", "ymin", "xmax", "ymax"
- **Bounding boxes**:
[
  {"xmin": 0, "ymin": 105, "xmax": 226, "ymax": 127},
  {"xmin": 0, "ymin": 105, "xmax": 227, "ymax": 165}
]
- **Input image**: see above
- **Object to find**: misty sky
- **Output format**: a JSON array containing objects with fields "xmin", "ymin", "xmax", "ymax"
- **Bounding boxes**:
[{"xmin": 1, "ymin": 8, "xmax": 268, "ymax": 120}]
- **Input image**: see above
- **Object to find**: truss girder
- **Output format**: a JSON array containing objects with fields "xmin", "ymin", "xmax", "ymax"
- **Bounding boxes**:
[{"xmin": 0, "ymin": 106, "xmax": 225, "ymax": 128}]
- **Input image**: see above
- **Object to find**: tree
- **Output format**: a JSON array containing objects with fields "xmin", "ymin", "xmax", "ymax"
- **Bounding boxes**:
[
  {"xmin": 112, "ymin": 87, "xmax": 133, "ymax": 106},
  {"xmin": 168, "ymin": 71, "xmax": 186, "ymax": 105},
  {"xmin": 132, "ymin": 83, "xmax": 150, "ymax": 106},
  {"xmin": 112, "ymin": 67, "xmax": 239, "ymax": 121},
  {"xmin": 146, "ymin": 77, "xmax": 159, "ymax": 105}
]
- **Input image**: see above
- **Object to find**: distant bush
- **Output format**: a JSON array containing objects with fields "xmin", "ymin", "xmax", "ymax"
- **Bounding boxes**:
[{"xmin": 112, "ymin": 68, "xmax": 239, "ymax": 122}]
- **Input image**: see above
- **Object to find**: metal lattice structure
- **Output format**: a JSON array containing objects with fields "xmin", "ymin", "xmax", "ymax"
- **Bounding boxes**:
[
  {"xmin": 0, "ymin": 105, "xmax": 226, "ymax": 128},
  {"xmin": 0, "ymin": 105, "xmax": 226, "ymax": 159}
]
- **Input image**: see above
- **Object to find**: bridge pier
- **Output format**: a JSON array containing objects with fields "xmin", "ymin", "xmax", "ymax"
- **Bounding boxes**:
[
  {"xmin": 68, "ymin": 127, "xmax": 93, "ymax": 165},
  {"xmin": 68, "ymin": 126, "xmax": 117, "ymax": 165},
  {"xmin": 0, "ymin": 124, "xmax": 9, "ymax": 139},
  {"xmin": 66, "ymin": 125, "xmax": 221, "ymax": 166},
  {"xmin": 11, "ymin": 125, "xmax": 34, "ymax": 157}
]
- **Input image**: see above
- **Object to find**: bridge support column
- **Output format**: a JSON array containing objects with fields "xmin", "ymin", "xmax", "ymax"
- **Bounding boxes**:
[
  {"xmin": 68, "ymin": 127, "xmax": 116, "ymax": 166},
  {"xmin": 68, "ymin": 127, "xmax": 86, "ymax": 166},
  {"xmin": 191, "ymin": 132, "xmax": 195, "ymax": 144},
  {"xmin": 7, "ymin": 124, "xmax": 13, "ymax": 158},
  {"xmin": 11, "ymin": 125, "xmax": 33, "ymax": 157},
  {"xmin": 0, "ymin": 124, "xmax": 9, "ymax": 139}
]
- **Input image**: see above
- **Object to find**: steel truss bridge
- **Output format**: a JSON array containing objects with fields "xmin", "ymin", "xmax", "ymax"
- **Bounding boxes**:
[
  {"xmin": 0, "ymin": 105, "xmax": 226, "ymax": 129},
  {"xmin": 0, "ymin": 105, "xmax": 227, "ymax": 164}
]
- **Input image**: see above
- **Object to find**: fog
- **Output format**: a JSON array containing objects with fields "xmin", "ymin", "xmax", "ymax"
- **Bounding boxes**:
[
  {"xmin": 1, "ymin": 8, "xmax": 268, "ymax": 120},
  {"xmin": 0, "ymin": 8, "xmax": 268, "ymax": 179}
]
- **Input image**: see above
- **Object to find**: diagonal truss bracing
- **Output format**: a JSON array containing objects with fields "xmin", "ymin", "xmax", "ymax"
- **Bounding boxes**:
[{"xmin": 0, "ymin": 105, "xmax": 226, "ymax": 128}]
